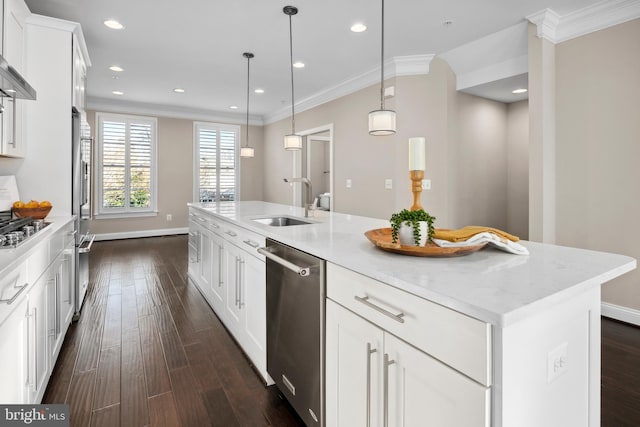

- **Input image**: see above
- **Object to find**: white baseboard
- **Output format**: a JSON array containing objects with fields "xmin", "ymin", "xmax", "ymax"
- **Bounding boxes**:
[
  {"xmin": 601, "ymin": 302, "xmax": 640, "ymax": 327},
  {"xmin": 94, "ymin": 227, "xmax": 188, "ymax": 241}
]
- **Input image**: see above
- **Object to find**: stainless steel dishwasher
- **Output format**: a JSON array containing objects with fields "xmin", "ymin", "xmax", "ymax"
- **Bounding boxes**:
[{"xmin": 258, "ymin": 239, "xmax": 326, "ymax": 426}]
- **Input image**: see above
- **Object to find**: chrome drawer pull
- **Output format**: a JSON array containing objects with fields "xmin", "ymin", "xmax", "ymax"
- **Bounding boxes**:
[
  {"xmin": 225, "ymin": 230, "xmax": 238, "ymax": 237},
  {"xmin": 383, "ymin": 353, "xmax": 395, "ymax": 427},
  {"xmin": 0, "ymin": 281, "xmax": 29, "ymax": 305},
  {"xmin": 355, "ymin": 295, "xmax": 405, "ymax": 323},
  {"xmin": 243, "ymin": 239, "xmax": 259, "ymax": 248},
  {"xmin": 209, "ymin": 222, "xmax": 220, "ymax": 229}
]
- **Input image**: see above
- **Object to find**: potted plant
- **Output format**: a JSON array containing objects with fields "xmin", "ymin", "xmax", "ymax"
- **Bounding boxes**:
[{"xmin": 390, "ymin": 209, "xmax": 436, "ymax": 246}]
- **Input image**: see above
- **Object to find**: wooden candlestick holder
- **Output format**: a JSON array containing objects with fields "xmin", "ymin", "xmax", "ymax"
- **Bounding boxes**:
[{"xmin": 409, "ymin": 170, "xmax": 424, "ymax": 211}]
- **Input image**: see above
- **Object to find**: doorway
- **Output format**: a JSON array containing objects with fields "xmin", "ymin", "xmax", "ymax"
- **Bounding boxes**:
[{"xmin": 291, "ymin": 124, "xmax": 334, "ymax": 211}]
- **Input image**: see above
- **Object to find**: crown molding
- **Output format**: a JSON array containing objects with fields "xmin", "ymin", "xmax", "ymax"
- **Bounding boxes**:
[
  {"xmin": 87, "ymin": 96, "xmax": 264, "ymax": 126},
  {"xmin": 264, "ymin": 54, "xmax": 434, "ymax": 125},
  {"xmin": 528, "ymin": 0, "xmax": 640, "ymax": 44}
]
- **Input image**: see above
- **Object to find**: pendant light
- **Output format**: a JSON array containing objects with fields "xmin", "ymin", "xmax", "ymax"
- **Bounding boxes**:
[
  {"xmin": 283, "ymin": 5, "xmax": 302, "ymax": 150},
  {"xmin": 368, "ymin": 0, "xmax": 396, "ymax": 136},
  {"xmin": 240, "ymin": 52, "xmax": 255, "ymax": 158}
]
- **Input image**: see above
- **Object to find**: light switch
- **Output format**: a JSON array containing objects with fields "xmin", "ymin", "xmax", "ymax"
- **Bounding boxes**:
[
  {"xmin": 346, "ymin": 179, "xmax": 352, "ymax": 188},
  {"xmin": 385, "ymin": 179, "xmax": 393, "ymax": 190},
  {"xmin": 422, "ymin": 179, "xmax": 431, "ymax": 190}
]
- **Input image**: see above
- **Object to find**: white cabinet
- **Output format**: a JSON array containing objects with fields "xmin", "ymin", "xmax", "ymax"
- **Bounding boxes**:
[
  {"xmin": 72, "ymin": 38, "xmax": 87, "ymax": 112},
  {"xmin": 326, "ymin": 300, "xmax": 490, "ymax": 427},
  {"xmin": 0, "ymin": 0, "xmax": 30, "ymax": 158},
  {"xmin": 47, "ymin": 245, "xmax": 74, "ymax": 367},
  {"xmin": 0, "ymin": 296, "xmax": 28, "ymax": 403},
  {"xmin": 27, "ymin": 269, "xmax": 49, "ymax": 404},
  {"xmin": 187, "ymin": 207, "xmax": 269, "ymax": 383},
  {"xmin": 326, "ymin": 263, "xmax": 491, "ymax": 427}
]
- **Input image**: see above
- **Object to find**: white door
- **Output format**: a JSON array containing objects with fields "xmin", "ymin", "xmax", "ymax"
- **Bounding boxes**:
[
  {"xmin": 28, "ymin": 276, "xmax": 49, "ymax": 403},
  {"xmin": 0, "ymin": 297, "xmax": 29, "ymax": 403},
  {"xmin": 59, "ymin": 248, "xmax": 75, "ymax": 328},
  {"xmin": 326, "ymin": 300, "xmax": 384, "ymax": 427},
  {"xmin": 385, "ymin": 333, "xmax": 490, "ymax": 427}
]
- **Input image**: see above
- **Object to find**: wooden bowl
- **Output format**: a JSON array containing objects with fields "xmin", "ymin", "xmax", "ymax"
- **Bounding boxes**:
[{"xmin": 13, "ymin": 206, "xmax": 52, "ymax": 220}]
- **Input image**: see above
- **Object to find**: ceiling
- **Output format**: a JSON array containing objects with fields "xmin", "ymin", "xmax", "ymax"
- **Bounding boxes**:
[{"xmin": 24, "ymin": 0, "xmax": 601, "ymax": 121}]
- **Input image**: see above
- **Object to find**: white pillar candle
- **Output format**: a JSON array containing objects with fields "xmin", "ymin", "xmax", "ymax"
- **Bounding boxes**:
[{"xmin": 408, "ymin": 137, "xmax": 426, "ymax": 170}]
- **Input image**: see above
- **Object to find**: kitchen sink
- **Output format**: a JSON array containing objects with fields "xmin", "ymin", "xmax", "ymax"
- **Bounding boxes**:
[{"xmin": 252, "ymin": 216, "xmax": 314, "ymax": 226}]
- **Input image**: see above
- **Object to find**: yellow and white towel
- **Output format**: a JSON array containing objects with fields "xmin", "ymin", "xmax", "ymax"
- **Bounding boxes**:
[{"xmin": 433, "ymin": 226, "xmax": 529, "ymax": 255}]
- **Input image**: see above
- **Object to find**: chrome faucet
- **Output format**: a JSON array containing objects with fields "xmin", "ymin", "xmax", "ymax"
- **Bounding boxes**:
[{"xmin": 284, "ymin": 177, "xmax": 313, "ymax": 217}]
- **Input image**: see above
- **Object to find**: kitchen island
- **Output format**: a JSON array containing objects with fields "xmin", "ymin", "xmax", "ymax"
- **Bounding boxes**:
[{"xmin": 188, "ymin": 201, "xmax": 635, "ymax": 427}]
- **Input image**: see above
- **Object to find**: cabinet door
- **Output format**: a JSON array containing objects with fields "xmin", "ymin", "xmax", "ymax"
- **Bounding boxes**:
[
  {"xmin": 223, "ymin": 243, "xmax": 242, "ymax": 336},
  {"xmin": 0, "ymin": 297, "xmax": 28, "ymax": 403},
  {"xmin": 198, "ymin": 228, "xmax": 214, "ymax": 297},
  {"xmin": 59, "ymin": 248, "xmax": 75, "ymax": 329},
  {"xmin": 385, "ymin": 334, "xmax": 490, "ymax": 427},
  {"xmin": 240, "ymin": 253, "xmax": 266, "ymax": 374},
  {"xmin": 326, "ymin": 300, "xmax": 384, "ymax": 427},
  {"xmin": 28, "ymin": 275, "xmax": 49, "ymax": 404},
  {"xmin": 207, "ymin": 233, "xmax": 225, "ymax": 315}
]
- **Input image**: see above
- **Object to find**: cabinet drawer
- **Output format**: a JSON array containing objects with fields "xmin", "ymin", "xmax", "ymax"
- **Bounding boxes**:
[
  {"xmin": 0, "ymin": 261, "xmax": 29, "ymax": 326},
  {"xmin": 50, "ymin": 221, "xmax": 74, "ymax": 260},
  {"xmin": 327, "ymin": 263, "xmax": 491, "ymax": 386},
  {"xmin": 218, "ymin": 222, "xmax": 265, "ymax": 261}
]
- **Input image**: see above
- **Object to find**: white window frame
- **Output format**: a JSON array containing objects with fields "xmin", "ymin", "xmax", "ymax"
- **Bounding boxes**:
[
  {"xmin": 193, "ymin": 121, "xmax": 241, "ymax": 203},
  {"xmin": 95, "ymin": 112, "xmax": 158, "ymax": 219}
]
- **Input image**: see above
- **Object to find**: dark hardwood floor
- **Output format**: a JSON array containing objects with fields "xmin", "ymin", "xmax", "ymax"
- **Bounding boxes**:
[
  {"xmin": 44, "ymin": 235, "xmax": 640, "ymax": 426},
  {"xmin": 43, "ymin": 235, "xmax": 304, "ymax": 427},
  {"xmin": 601, "ymin": 317, "xmax": 640, "ymax": 427}
]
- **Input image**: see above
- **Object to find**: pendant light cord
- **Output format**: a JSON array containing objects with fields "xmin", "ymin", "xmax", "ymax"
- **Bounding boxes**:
[
  {"xmin": 380, "ymin": 0, "xmax": 385, "ymax": 110},
  {"xmin": 245, "ymin": 55, "xmax": 250, "ymax": 148},
  {"xmin": 289, "ymin": 13, "xmax": 296, "ymax": 134}
]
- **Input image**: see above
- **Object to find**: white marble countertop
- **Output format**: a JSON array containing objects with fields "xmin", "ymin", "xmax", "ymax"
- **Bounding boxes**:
[
  {"xmin": 189, "ymin": 201, "xmax": 636, "ymax": 326},
  {"xmin": 0, "ymin": 216, "xmax": 74, "ymax": 279}
]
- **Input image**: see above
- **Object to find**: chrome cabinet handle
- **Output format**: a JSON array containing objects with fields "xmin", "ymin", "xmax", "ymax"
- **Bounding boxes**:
[
  {"xmin": 225, "ymin": 230, "xmax": 237, "ymax": 237},
  {"xmin": 235, "ymin": 257, "xmax": 240, "ymax": 307},
  {"xmin": 209, "ymin": 222, "xmax": 220, "ymax": 229},
  {"xmin": 238, "ymin": 259, "xmax": 245, "ymax": 308},
  {"xmin": 366, "ymin": 343, "xmax": 377, "ymax": 427},
  {"xmin": 257, "ymin": 247, "xmax": 312, "ymax": 277},
  {"xmin": 0, "ymin": 281, "xmax": 29, "ymax": 305},
  {"xmin": 243, "ymin": 239, "xmax": 259, "ymax": 248},
  {"xmin": 218, "ymin": 249, "xmax": 224, "ymax": 287},
  {"xmin": 355, "ymin": 295, "xmax": 405, "ymax": 323},
  {"xmin": 383, "ymin": 353, "xmax": 395, "ymax": 427}
]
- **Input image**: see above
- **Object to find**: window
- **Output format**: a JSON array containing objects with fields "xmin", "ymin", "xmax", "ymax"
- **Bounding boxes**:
[
  {"xmin": 194, "ymin": 122, "xmax": 240, "ymax": 202},
  {"xmin": 95, "ymin": 112, "xmax": 157, "ymax": 217}
]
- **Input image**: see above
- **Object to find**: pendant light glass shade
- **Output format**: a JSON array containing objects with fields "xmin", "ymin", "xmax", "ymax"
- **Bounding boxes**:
[
  {"xmin": 283, "ymin": 6, "xmax": 301, "ymax": 151},
  {"xmin": 368, "ymin": 109, "xmax": 396, "ymax": 136},
  {"xmin": 240, "ymin": 146, "xmax": 255, "ymax": 157},
  {"xmin": 368, "ymin": 0, "xmax": 396, "ymax": 136},
  {"xmin": 284, "ymin": 134, "xmax": 303, "ymax": 150},
  {"xmin": 240, "ymin": 52, "xmax": 255, "ymax": 158}
]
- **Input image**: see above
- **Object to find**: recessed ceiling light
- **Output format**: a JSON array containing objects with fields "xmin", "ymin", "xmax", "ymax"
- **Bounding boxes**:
[
  {"xmin": 293, "ymin": 62, "xmax": 305, "ymax": 68},
  {"xmin": 104, "ymin": 20, "xmax": 124, "ymax": 30},
  {"xmin": 254, "ymin": 88, "xmax": 265, "ymax": 94},
  {"xmin": 109, "ymin": 65, "xmax": 124, "ymax": 72},
  {"xmin": 173, "ymin": 88, "xmax": 185, "ymax": 93},
  {"xmin": 6, "ymin": 89, "xmax": 15, "ymax": 93},
  {"xmin": 512, "ymin": 88, "xmax": 528, "ymax": 94},
  {"xmin": 229, "ymin": 105, "xmax": 238, "ymax": 109},
  {"xmin": 350, "ymin": 23, "xmax": 367, "ymax": 33},
  {"xmin": 112, "ymin": 90, "xmax": 124, "ymax": 96}
]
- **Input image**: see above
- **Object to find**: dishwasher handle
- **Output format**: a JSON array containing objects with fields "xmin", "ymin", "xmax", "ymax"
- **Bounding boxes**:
[{"xmin": 257, "ymin": 247, "xmax": 311, "ymax": 277}]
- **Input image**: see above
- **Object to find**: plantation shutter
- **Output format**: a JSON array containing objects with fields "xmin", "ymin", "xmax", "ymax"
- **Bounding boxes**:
[
  {"xmin": 196, "ymin": 124, "xmax": 238, "ymax": 202},
  {"xmin": 97, "ymin": 113, "xmax": 157, "ymax": 215},
  {"xmin": 102, "ymin": 121, "xmax": 126, "ymax": 208}
]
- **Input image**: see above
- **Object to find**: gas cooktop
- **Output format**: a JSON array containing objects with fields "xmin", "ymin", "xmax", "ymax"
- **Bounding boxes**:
[{"xmin": 0, "ymin": 217, "xmax": 49, "ymax": 249}]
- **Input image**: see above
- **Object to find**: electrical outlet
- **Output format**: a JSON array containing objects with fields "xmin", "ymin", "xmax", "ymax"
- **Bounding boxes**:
[
  {"xmin": 547, "ymin": 342, "xmax": 568, "ymax": 383},
  {"xmin": 385, "ymin": 179, "xmax": 393, "ymax": 190},
  {"xmin": 422, "ymin": 179, "xmax": 431, "ymax": 190},
  {"xmin": 166, "ymin": 214, "xmax": 172, "ymax": 221},
  {"xmin": 346, "ymin": 179, "xmax": 352, "ymax": 188}
]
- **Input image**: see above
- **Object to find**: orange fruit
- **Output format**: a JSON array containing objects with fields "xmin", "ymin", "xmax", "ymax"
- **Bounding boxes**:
[
  {"xmin": 39, "ymin": 200, "xmax": 52, "ymax": 208},
  {"xmin": 25, "ymin": 200, "xmax": 39, "ymax": 208},
  {"xmin": 13, "ymin": 200, "xmax": 24, "ymax": 208}
]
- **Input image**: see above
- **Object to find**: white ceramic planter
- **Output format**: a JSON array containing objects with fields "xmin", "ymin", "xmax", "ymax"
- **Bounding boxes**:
[{"xmin": 398, "ymin": 221, "xmax": 428, "ymax": 246}]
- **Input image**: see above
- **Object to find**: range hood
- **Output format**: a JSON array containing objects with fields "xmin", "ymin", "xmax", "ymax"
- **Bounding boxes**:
[{"xmin": 0, "ymin": 53, "xmax": 36, "ymax": 100}]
